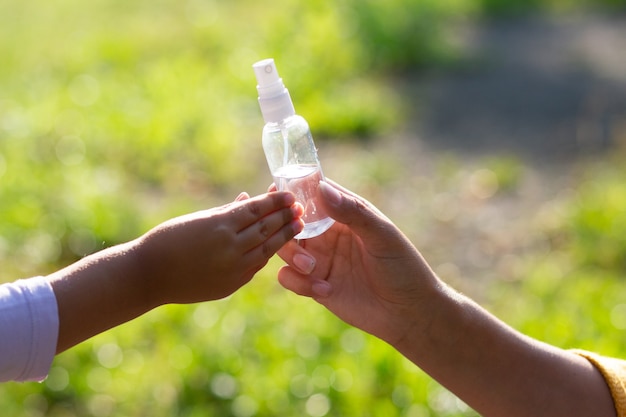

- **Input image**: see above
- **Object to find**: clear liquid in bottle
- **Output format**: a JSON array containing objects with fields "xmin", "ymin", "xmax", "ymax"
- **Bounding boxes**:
[{"xmin": 273, "ymin": 164, "xmax": 334, "ymax": 239}]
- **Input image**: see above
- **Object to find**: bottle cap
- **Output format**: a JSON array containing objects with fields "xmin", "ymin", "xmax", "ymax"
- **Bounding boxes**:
[{"xmin": 253, "ymin": 58, "xmax": 295, "ymax": 123}]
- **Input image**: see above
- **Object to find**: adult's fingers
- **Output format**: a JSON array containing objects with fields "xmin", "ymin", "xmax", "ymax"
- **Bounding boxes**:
[
  {"xmin": 277, "ymin": 266, "xmax": 317, "ymax": 298},
  {"xmin": 317, "ymin": 181, "xmax": 394, "ymax": 244},
  {"xmin": 277, "ymin": 240, "xmax": 316, "ymax": 274}
]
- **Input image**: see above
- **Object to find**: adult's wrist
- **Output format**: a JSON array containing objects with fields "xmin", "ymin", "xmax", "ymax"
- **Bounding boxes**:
[{"xmin": 389, "ymin": 280, "xmax": 460, "ymax": 362}]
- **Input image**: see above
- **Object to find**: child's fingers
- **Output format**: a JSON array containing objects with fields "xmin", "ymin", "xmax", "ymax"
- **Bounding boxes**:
[
  {"xmin": 231, "ymin": 191, "xmax": 296, "ymax": 231},
  {"xmin": 242, "ymin": 217, "xmax": 304, "ymax": 265},
  {"xmin": 235, "ymin": 191, "xmax": 250, "ymax": 201},
  {"xmin": 238, "ymin": 204, "xmax": 302, "ymax": 251}
]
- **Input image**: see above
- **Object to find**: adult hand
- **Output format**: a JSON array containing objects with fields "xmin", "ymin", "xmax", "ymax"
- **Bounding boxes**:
[
  {"xmin": 277, "ymin": 181, "xmax": 616, "ymax": 417},
  {"xmin": 276, "ymin": 180, "xmax": 440, "ymax": 346}
]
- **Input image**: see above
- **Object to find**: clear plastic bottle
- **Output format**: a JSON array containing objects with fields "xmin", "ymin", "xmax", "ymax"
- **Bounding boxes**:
[{"xmin": 253, "ymin": 58, "xmax": 334, "ymax": 239}]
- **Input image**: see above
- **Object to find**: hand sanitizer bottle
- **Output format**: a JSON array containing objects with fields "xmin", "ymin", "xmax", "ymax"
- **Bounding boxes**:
[{"xmin": 253, "ymin": 58, "xmax": 334, "ymax": 239}]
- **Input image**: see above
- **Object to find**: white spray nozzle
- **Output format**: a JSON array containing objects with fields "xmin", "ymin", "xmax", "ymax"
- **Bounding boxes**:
[
  {"xmin": 253, "ymin": 58, "xmax": 295, "ymax": 123},
  {"xmin": 253, "ymin": 59, "xmax": 282, "ymax": 95}
]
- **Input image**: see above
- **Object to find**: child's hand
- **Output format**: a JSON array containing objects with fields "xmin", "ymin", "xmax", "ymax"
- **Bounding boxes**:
[
  {"xmin": 136, "ymin": 191, "xmax": 304, "ymax": 306},
  {"xmin": 49, "ymin": 191, "xmax": 303, "ymax": 353}
]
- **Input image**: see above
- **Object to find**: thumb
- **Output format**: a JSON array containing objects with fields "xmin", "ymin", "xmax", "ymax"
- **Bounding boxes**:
[{"xmin": 318, "ymin": 180, "xmax": 395, "ymax": 241}]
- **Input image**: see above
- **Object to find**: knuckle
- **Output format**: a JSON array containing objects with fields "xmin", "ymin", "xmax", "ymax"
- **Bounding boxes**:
[
  {"xmin": 261, "ymin": 241, "xmax": 272, "ymax": 259},
  {"xmin": 247, "ymin": 200, "xmax": 262, "ymax": 216},
  {"xmin": 258, "ymin": 219, "xmax": 269, "ymax": 237},
  {"xmin": 213, "ymin": 223, "xmax": 237, "ymax": 246},
  {"xmin": 346, "ymin": 198, "xmax": 367, "ymax": 221}
]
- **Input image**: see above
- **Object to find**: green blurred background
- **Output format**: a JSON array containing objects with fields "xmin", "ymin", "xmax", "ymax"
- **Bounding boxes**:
[{"xmin": 1, "ymin": 0, "xmax": 626, "ymax": 416}]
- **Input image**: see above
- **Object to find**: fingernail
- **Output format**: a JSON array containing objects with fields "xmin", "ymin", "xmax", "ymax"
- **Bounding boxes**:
[
  {"xmin": 312, "ymin": 280, "xmax": 332, "ymax": 298},
  {"xmin": 319, "ymin": 181, "xmax": 341, "ymax": 206},
  {"xmin": 293, "ymin": 253, "xmax": 316, "ymax": 274}
]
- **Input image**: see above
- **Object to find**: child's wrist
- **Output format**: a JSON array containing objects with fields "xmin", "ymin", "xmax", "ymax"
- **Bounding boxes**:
[{"xmin": 124, "ymin": 238, "xmax": 164, "ymax": 310}]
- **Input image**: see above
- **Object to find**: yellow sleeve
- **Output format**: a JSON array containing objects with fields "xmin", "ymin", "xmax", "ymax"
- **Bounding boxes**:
[{"xmin": 573, "ymin": 349, "xmax": 626, "ymax": 417}]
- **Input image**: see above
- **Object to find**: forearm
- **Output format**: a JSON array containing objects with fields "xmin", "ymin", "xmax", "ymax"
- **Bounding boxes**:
[
  {"xmin": 395, "ymin": 284, "xmax": 616, "ymax": 417},
  {"xmin": 47, "ymin": 240, "xmax": 152, "ymax": 354}
]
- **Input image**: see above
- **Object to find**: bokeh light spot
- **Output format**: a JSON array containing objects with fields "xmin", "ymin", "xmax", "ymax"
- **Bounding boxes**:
[
  {"xmin": 211, "ymin": 372, "xmax": 238, "ymax": 399},
  {"xmin": 306, "ymin": 393, "xmax": 331, "ymax": 417},
  {"xmin": 96, "ymin": 343, "xmax": 123, "ymax": 369}
]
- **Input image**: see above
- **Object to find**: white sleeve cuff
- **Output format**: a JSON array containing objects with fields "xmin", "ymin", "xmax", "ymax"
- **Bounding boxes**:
[{"xmin": 0, "ymin": 276, "xmax": 59, "ymax": 382}]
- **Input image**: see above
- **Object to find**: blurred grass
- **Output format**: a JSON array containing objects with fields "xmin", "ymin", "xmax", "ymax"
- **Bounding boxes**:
[
  {"xmin": 1, "ymin": 0, "xmax": 626, "ymax": 416},
  {"xmin": 486, "ymin": 159, "xmax": 626, "ymax": 357}
]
